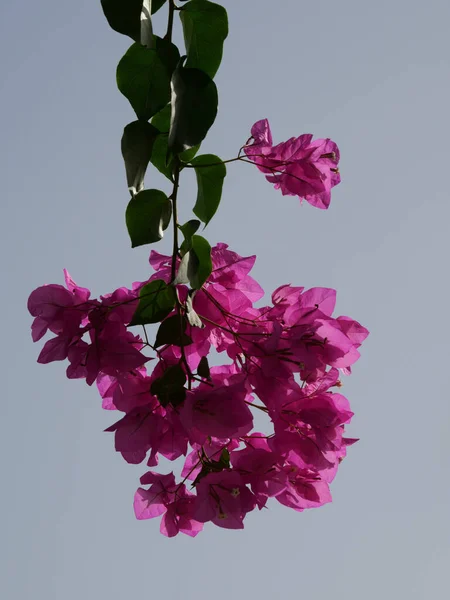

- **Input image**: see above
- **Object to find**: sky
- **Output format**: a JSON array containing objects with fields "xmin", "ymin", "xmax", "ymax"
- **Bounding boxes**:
[{"xmin": 1, "ymin": 0, "xmax": 450, "ymax": 598}]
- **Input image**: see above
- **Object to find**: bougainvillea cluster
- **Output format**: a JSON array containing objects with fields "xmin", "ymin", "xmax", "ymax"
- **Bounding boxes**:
[
  {"xmin": 244, "ymin": 119, "xmax": 341, "ymax": 210},
  {"xmin": 28, "ymin": 0, "xmax": 368, "ymax": 537},
  {"xmin": 29, "ymin": 238, "xmax": 367, "ymax": 536}
]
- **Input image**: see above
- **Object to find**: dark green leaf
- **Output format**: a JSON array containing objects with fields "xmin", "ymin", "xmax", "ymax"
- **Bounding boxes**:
[
  {"xmin": 197, "ymin": 356, "xmax": 210, "ymax": 379},
  {"xmin": 191, "ymin": 154, "xmax": 226, "ymax": 225},
  {"xmin": 179, "ymin": 219, "xmax": 201, "ymax": 255},
  {"xmin": 220, "ymin": 448, "xmax": 231, "ymax": 467},
  {"xmin": 101, "ymin": 0, "xmax": 168, "ymax": 42},
  {"xmin": 180, "ymin": 219, "xmax": 201, "ymax": 241},
  {"xmin": 168, "ymin": 59, "xmax": 218, "ymax": 155},
  {"xmin": 155, "ymin": 35, "xmax": 180, "ymax": 77},
  {"xmin": 173, "ymin": 235, "xmax": 212, "ymax": 289},
  {"xmin": 180, "ymin": 145, "xmax": 201, "ymax": 162},
  {"xmin": 208, "ymin": 448, "xmax": 231, "ymax": 471},
  {"xmin": 152, "ymin": 0, "xmax": 168, "ymax": 14},
  {"xmin": 150, "ymin": 134, "xmax": 173, "ymax": 180},
  {"xmin": 101, "ymin": 0, "xmax": 142, "ymax": 41},
  {"xmin": 131, "ymin": 280, "xmax": 176, "ymax": 325},
  {"xmin": 150, "ymin": 106, "xmax": 174, "ymax": 178},
  {"xmin": 150, "ymin": 106, "xmax": 200, "ymax": 174},
  {"xmin": 151, "ymin": 364, "xmax": 186, "ymax": 407},
  {"xmin": 126, "ymin": 189, "xmax": 172, "ymax": 247},
  {"xmin": 117, "ymin": 39, "xmax": 179, "ymax": 120},
  {"xmin": 155, "ymin": 315, "xmax": 193, "ymax": 347},
  {"xmin": 180, "ymin": 0, "xmax": 228, "ymax": 78},
  {"xmin": 150, "ymin": 136, "xmax": 200, "ymax": 182},
  {"xmin": 121, "ymin": 121, "xmax": 159, "ymax": 194},
  {"xmin": 151, "ymin": 104, "xmax": 171, "ymax": 132},
  {"xmin": 192, "ymin": 446, "xmax": 230, "ymax": 486},
  {"xmin": 188, "ymin": 235, "xmax": 212, "ymax": 289}
]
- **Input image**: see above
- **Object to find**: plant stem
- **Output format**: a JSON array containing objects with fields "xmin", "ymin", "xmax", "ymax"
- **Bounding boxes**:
[
  {"xmin": 184, "ymin": 156, "xmax": 243, "ymax": 169},
  {"xmin": 168, "ymin": 161, "xmax": 194, "ymax": 388},
  {"xmin": 171, "ymin": 160, "xmax": 181, "ymax": 281},
  {"xmin": 165, "ymin": 0, "xmax": 175, "ymax": 42}
]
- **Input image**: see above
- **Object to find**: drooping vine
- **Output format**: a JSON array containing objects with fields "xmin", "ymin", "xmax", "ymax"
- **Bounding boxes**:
[{"xmin": 28, "ymin": 0, "xmax": 368, "ymax": 537}]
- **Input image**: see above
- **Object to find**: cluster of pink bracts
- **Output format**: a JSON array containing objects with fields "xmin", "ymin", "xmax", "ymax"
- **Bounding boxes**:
[
  {"xmin": 244, "ymin": 119, "xmax": 341, "ymax": 209},
  {"xmin": 28, "ymin": 123, "xmax": 367, "ymax": 537}
]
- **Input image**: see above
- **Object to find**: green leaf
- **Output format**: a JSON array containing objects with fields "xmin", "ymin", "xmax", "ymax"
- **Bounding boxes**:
[
  {"xmin": 101, "ymin": 0, "xmax": 168, "ymax": 42},
  {"xmin": 156, "ymin": 35, "xmax": 180, "ymax": 77},
  {"xmin": 180, "ymin": 0, "xmax": 228, "ymax": 78},
  {"xmin": 151, "ymin": 364, "xmax": 186, "ymax": 407},
  {"xmin": 168, "ymin": 59, "xmax": 218, "ymax": 155},
  {"xmin": 126, "ymin": 189, "xmax": 172, "ymax": 247},
  {"xmin": 209, "ymin": 448, "xmax": 231, "ymax": 471},
  {"xmin": 220, "ymin": 448, "xmax": 231, "ymax": 467},
  {"xmin": 179, "ymin": 219, "xmax": 201, "ymax": 255},
  {"xmin": 151, "ymin": 115, "xmax": 200, "ymax": 182},
  {"xmin": 179, "ymin": 219, "xmax": 201, "ymax": 240},
  {"xmin": 173, "ymin": 235, "xmax": 212, "ymax": 288},
  {"xmin": 193, "ymin": 446, "xmax": 231, "ymax": 486},
  {"xmin": 197, "ymin": 355, "xmax": 210, "ymax": 379},
  {"xmin": 152, "ymin": 0, "xmax": 168, "ymax": 14},
  {"xmin": 155, "ymin": 315, "xmax": 192, "ymax": 347},
  {"xmin": 189, "ymin": 235, "xmax": 212, "ymax": 289},
  {"xmin": 149, "ymin": 134, "xmax": 173, "ymax": 180},
  {"xmin": 191, "ymin": 154, "xmax": 226, "ymax": 226},
  {"xmin": 121, "ymin": 121, "xmax": 159, "ymax": 194},
  {"xmin": 131, "ymin": 280, "xmax": 176, "ymax": 325},
  {"xmin": 101, "ymin": 0, "xmax": 142, "ymax": 41},
  {"xmin": 149, "ymin": 106, "xmax": 200, "ymax": 177},
  {"xmin": 151, "ymin": 103, "xmax": 171, "ymax": 131},
  {"xmin": 150, "ymin": 105, "xmax": 174, "ymax": 178},
  {"xmin": 180, "ymin": 145, "xmax": 201, "ymax": 162},
  {"xmin": 117, "ymin": 39, "xmax": 179, "ymax": 120}
]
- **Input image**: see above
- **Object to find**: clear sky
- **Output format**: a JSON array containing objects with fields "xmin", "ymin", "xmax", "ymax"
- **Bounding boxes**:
[{"xmin": 2, "ymin": 1, "xmax": 450, "ymax": 598}]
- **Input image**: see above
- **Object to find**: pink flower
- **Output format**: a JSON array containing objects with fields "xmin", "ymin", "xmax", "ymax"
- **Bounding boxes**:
[
  {"xmin": 28, "ymin": 283, "xmax": 89, "ymax": 341},
  {"xmin": 105, "ymin": 404, "xmax": 159, "ymax": 463},
  {"xmin": 244, "ymin": 119, "xmax": 340, "ymax": 209},
  {"xmin": 180, "ymin": 371, "xmax": 253, "ymax": 444},
  {"xmin": 194, "ymin": 471, "xmax": 256, "ymax": 529},
  {"xmin": 275, "ymin": 467, "xmax": 332, "ymax": 511},
  {"xmin": 181, "ymin": 438, "xmax": 240, "ymax": 481},
  {"xmin": 77, "ymin": 315, "xmax": 149, "ymax": 385},
  {"xmin": 97, "ymin": 368, "xmax": 152, "ymax": 412},
  {"xmin": 134, "ymin": 471, "xmax": 203, "ymax": 537},
  {"xmin": 231, "ymin": 435, "xmax": 287, "ymax": 508},
  {"xmin": 29, "ymin": 240, "xmax": 369, "ymax": 537}
]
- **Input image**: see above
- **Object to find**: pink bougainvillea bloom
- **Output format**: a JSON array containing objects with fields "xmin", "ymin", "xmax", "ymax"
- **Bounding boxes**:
[
  {"xmin": 134, "ymin": 471, "xmax": 203, "ymax": 537},
  {"xmin": 244, "ymin": 119, "xmax": 340, "ymax": 209},
  {"xmin": 275, "ymin": 467, "xmax": 332, "ymax": 511},
  {"xmin": 28, "ymin": 284, "xmax": 86, "ymax": 339},
  {"xmin": 231, "ymin": 434, "xmax": 287, "ymax": 508},
  {"xmin": 194, "ymin": 470, "xmax": 256, "ymax": 529},
  {"xmin": 180, "ymin": 374, "xmax": 253, "ymax": 443},
  {"xmin": 105, "ymin": 404, "xmax": 158, "ymax": 462},
  {"xmin": 97, "ymin": 368, "xmax": 152, "ymax": 412},
  {"xmin": 29, "ymin": 239, "xmax": 368, "ymax": 537},
  {"xmin": 79, "ymin": 315, "xmax": 149, "ymax": 385},
  {"xmin": 160, "ymin": 492, "xmax": 204, "ymax": 538}
]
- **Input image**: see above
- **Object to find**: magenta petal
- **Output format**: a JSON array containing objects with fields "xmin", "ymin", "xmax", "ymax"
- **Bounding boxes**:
[
  {"xmin": 250, "ymin": 119, "xmax": 273, "ymax": 147},
  {"xmin": 37, "ymin": 335, "xmax": 69, "ymax": 364},
  {"xmin": 31, "ymin": 317, "xmax": 48, "ymax": 342}
]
